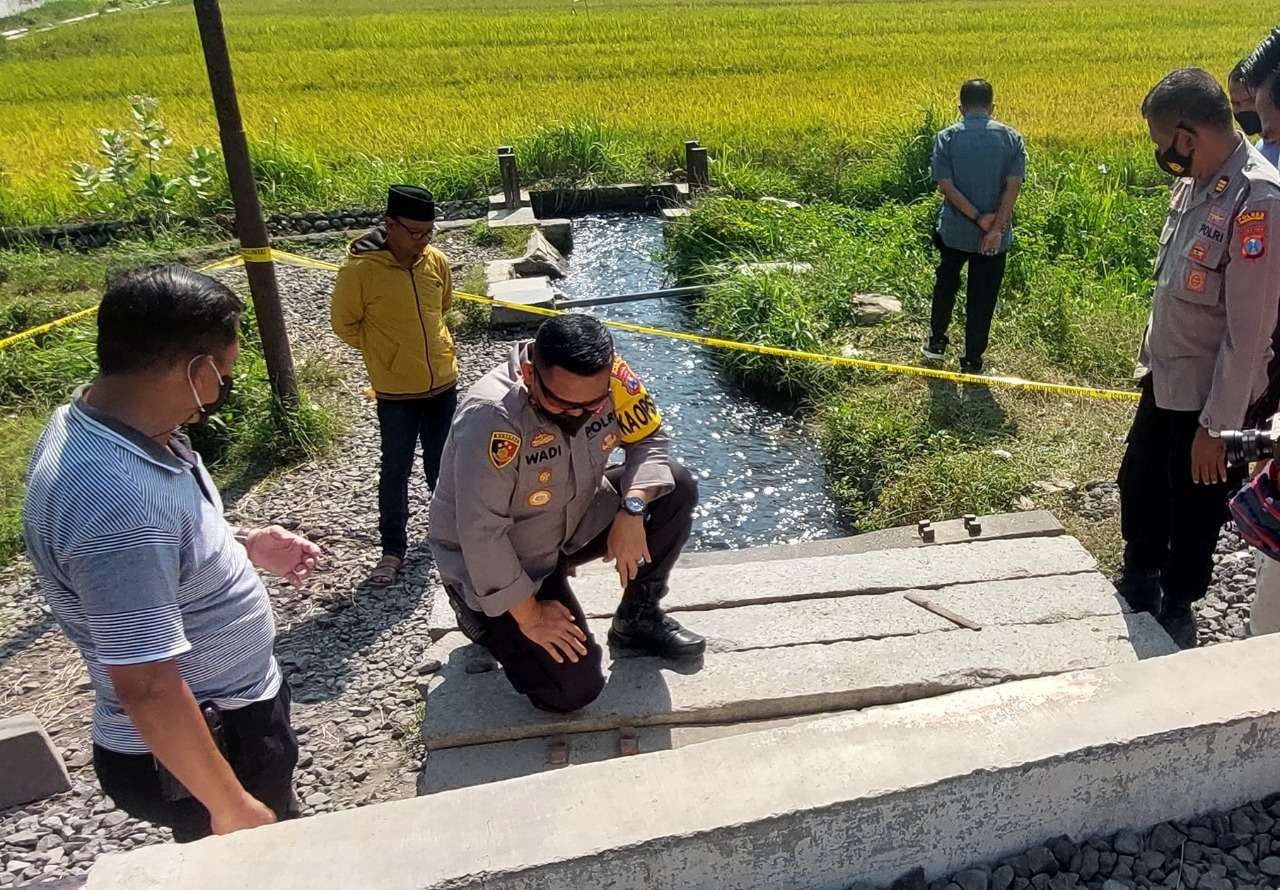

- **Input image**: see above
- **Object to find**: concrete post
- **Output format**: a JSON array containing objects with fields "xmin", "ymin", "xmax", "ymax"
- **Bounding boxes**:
[
  {"xmin": 498, "ymin": 146, "xmax": 521, "ymax": 211},
  {"xmin": 685, "ymin": 140, "xmax": 709, "ymax": 189}
]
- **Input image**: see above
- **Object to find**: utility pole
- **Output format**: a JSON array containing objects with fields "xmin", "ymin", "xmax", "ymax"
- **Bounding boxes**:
[{"xmin": 192, "ymin": 0, "xmax": 297, "ymax": 405}]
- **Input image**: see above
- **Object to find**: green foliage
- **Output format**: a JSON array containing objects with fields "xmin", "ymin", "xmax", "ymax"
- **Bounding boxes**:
[{"xmin": 65, "ymin": 96, "xmax": 219, "ymax": 223}]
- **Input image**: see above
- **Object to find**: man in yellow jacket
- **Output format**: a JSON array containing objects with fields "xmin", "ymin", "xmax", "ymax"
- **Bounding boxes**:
[{"xmin": 331, "ymin": 185, "xmax": 459, "ymax": 586}]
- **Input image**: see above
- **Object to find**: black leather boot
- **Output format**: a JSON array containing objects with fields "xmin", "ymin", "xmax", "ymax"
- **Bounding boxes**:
[
  {"xmin": 609, "ymin": 601, "xmax": 705, "ymax": 659},
  {"xmin": 1158, "ymin": 601, "xmax": 1198, "ymax": 649},
  {"xmin": 1115, "ymin": 569, "xmax": 1161, "ymax": 614}
]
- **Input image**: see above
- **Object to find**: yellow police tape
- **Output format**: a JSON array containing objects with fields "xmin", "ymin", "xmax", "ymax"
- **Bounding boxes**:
[{"xmin": 0, "ymin": 246, "xmax": 1143, "ymax": 404}]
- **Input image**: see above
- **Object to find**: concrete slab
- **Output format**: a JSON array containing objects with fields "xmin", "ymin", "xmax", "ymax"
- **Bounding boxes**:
[
  {"xmin": 428, "ymin": 532, "xmax": 1095, "ymax": 635},
  {"xmin": 488, "ymin": 190, "xmax": 531, "ymax": 210},
  {"xmin": 419, "ymin": 715, "xmax": 828, "ymax": 794},
  {"xmin": 0, "ymin": 713, "xmax": 71, "ymax": 809},
  {"xmin": 536, "ymin": 219, "xmax": 572, "ymax": 254},
  {"xmin": 427, "ymin": 573, "xmax": 1128, "ymax": 662},
  {"xmin": 488, "ymin": 276, "xmax": 555, "ymax": 326},
  {"xmin": 420, "ymin": 612, "xmax": 1173, "ymax": 749},
  {"xmin": 486, "ymin": 206, "xmax": 538, "ymax": 229},
  {"xmin": 573, "ymin": 510, "xmax": 1066, "ymax": 575},
  {"xmin": 88, "ymin": 636, "xmax": 1280, "ymax": 890}
]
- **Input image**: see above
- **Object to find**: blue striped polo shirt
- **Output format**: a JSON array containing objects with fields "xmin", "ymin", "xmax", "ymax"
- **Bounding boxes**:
[{"xmin": 23, "ymin": 388, "xmax": 279, "ymax": 754}]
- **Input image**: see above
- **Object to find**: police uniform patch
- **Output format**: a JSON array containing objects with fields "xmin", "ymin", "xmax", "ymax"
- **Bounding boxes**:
[
  {"xmin": 1242, "ymin": 223, "xmax": 1267, "ymax": 260},
  {"xmin": 489, "ymin": 431, "xmax": 520, "ymax": 470},
  {"xmin": 530, "ymin": 430, "xmax": 556, "ymax": 448},
  {"xmin": 1214, "ymin": 176, "xmax": 1230, "ymax": 194},
  {"xmin": 1186, "ymin": 267, "xmax": 1208, "ymax": 293},
  {"xmin": 1189, "ymin": 240, "xmax": 1209, "ymax": 263},
  {"xmin": 538, "ymin": 469, "xmax": 552, "ymax": 484},
  {"xmin": 527, "ymin": 489, "xmax": 552, "ymax": 507},
  {"xmin": 611, "ymin": 356, "xmax": 642, "ymax": 396},
  {"xmin": 601, "ymin": 431, "xmax": 619, "ymax": 452},
  {"xmin": 1238, "ymin": 209, "xmax": 1268, "ymax": 227},
  {"xmin": 1207, "ymin": 209, "xmax": 1227, "ymax": 227}
]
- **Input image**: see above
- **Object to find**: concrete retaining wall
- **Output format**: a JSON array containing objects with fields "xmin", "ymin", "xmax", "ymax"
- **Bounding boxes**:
[{"xmin": 86, "ymin": 637, "xmax": 1280, "ymax": 890}]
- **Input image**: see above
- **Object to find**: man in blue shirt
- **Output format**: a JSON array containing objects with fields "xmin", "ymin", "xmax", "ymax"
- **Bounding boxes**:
[{"xmin": 924, "ymin": 79, "xmax": 1028, "ymax": 374}]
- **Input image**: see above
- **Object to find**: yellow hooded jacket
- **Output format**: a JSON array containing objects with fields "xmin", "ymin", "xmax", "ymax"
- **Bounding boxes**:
[{"xmin": 330, "ymin": 229, "xmax": 459, "ymax": 397}]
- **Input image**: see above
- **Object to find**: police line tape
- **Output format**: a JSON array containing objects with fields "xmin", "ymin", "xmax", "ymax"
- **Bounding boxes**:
[
  {"xmin": 0, "ymin": 246, "xmax": 1143, "ymax": 404},
  {"xmin": 0, "ymin": 254, "xmax": 235, "ymax": 352}
]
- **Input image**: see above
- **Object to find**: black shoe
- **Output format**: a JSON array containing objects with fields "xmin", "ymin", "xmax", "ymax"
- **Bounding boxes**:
[
  {"xmin": 609, "ymin": 608, "xmax": 706, "ymax": 659},
  {"xmin": 1115, "ymin": 571, "xmax": 1161, "ymax": 614},
  {"xmin": 959, "ymin": 356, "xmax": 984, "ymax": 374},
  {"xmin": 922, "ymin": 338, "xmax": 947, "ymax": 361},
  {"xmin": 1157, "ymin": 601, "xmax": 1198, "ymax": 649}
]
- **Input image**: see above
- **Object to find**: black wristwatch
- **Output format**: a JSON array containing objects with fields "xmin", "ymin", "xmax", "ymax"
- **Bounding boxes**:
[{"xmin": 621, "ymin": 496, "xmax": 647, "ymax": 517}]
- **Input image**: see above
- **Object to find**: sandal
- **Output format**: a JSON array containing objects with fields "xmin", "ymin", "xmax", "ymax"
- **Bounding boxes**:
[{"xmin": 366, "ymin": 555, "xmax": 402, "ymax": 588}]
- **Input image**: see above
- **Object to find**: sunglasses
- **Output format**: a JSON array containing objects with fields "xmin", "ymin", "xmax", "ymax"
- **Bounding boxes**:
[
  {"xmin": 533, "ymin": 364, "xmax": 610, "ymax": 413},
  {"xmin": 390, "ymin": 217, "xmax": 434, "ymax": 242}
]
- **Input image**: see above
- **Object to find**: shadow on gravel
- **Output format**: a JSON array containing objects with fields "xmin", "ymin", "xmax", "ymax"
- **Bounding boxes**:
[
  {"xmin": 275, "ymin": 540, "xmax": 435, "ymax": 703},
  {"xmin": 0, "ymin": 597, "xmax": 55, "ymax": 672}
]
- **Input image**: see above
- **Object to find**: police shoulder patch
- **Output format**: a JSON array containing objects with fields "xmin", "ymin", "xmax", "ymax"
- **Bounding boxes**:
[
  {"xmin": 1215, "ymin": 176, "xmax": 1230, "ymax": 194},
  {"xmin": 489, "ymin": 431, "xmax": 521, "ymax": 470},
  {"xmin": 1242, "ymin": 223, "xmax": 1267, "ymax": 261},
  {"xmin": 1238, "ymin": 209, "xmax": 1268, "ymax": 227},
  {"xmin": 609, "ymin": 353, "xmax": 661, "ymax": 444}
]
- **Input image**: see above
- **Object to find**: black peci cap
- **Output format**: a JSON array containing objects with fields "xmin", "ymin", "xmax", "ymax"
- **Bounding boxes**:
[{"xmin": 387, "ymin": 184, "xmax": 435, "ymax": 222}]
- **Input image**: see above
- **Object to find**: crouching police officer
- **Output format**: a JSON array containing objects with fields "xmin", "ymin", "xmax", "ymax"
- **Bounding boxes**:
[
  {"xmin": 429, "ymin": 314, "xmax": 705, "ymax": 712},
  {"xmin": 1118, "ymin": 68, "xmax": 1280, "ymax": 648}
]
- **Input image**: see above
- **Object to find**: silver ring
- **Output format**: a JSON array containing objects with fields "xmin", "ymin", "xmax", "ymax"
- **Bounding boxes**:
[{"xmin": 636, "ymin": 557, "xmax": 647, "ymax": 567}]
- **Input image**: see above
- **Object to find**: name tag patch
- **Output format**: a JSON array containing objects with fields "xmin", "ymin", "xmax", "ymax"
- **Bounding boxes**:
[{"xmin": 1198, "ymin": 222, "xmax": 1225, "ymax": 243}]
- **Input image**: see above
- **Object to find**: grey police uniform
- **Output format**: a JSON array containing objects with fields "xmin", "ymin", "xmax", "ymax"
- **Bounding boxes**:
[
  {"xmin": 1121, "ymin": 136, "xmax": 1280, "ymax": 608},
  {"xmin": 428, "ymin": 342, "xmax": 674, "ymax": 621}
]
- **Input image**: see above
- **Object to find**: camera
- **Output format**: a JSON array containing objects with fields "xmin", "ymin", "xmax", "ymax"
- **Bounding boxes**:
[{"xmin": 1222, "ymin": 427, "xmax": 1280, "ymax": 466}]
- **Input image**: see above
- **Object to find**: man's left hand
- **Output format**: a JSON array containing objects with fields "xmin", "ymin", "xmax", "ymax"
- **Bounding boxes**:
[
  {"xmin": 245, "ymin": 525, "xmax": 322, "ymax": 587},
  {"xmin": 605, "ymin": 513, "xmax": 651, "ymax": 589},
  {"xmin": 979, "ymin": 228, "xmax": 1002, "ymax": 256},
  {"xmin": 1191, "ymin": 427, "xmax": 1228, "ymax": 485}
]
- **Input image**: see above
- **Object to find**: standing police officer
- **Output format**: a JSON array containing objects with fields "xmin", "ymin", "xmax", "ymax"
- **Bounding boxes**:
[
  {"xmin": 429, "ymin": 314, "xmax": 705, "ymax": 713},
  {"xmin": 1117, "ymin": 68, "xmax": 1280, "ymax": 648}
]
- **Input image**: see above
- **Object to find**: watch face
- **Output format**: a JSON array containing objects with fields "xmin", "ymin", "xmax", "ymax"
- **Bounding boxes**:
[{"xmin": 624, "ymin": 496, "xmax": 646, "ymax": 515}]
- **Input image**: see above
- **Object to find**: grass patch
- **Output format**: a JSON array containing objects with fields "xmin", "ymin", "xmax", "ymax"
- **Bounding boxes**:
[
  {"xmin": 666, "ymin": 143, "xmax": 1157, "ymax": 560},
  {"xmin": 0, "ymin": 0, "xmax": 1272, "ymax": 224},
  {"xmin": 467, "ymin": 220, "xmax": 531, "ymax": 257}
]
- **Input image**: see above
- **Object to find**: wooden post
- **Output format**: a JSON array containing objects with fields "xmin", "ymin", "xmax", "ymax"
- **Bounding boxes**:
[
  {"xmin": 192, "ymin": 0, "xmax": 297, "ymax": 405},
  {"xmin": 685, "ymin": 140, "xmax": 709, "ymax": 189},
  {"xmin": 498, "ymin": 146, "xmax": 521, "ymax": 211}
]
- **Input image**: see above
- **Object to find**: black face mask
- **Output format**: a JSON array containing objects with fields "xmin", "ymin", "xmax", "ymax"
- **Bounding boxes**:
[
  {"xmin": 544, "ymin": 407, "xmax": 592, "ymax": 437},
  {"xmin": 1236, "ymin": 110, "xmax": 1264, "ymax": 137},
  {"xmin": 187, "ymin": 356, "xmax": 234, "ymax": 426},
  {"xmin": 1155, "ymin": 134, "xmax": 1194, "ymax": 178}
]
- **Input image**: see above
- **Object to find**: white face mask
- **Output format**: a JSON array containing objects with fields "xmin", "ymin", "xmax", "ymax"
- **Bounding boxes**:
[{"xmin": 186, "ymin": 355, "xmax": 234, "ymax": 425}]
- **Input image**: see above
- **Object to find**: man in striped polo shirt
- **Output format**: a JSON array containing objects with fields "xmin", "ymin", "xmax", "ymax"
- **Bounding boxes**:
[{"xmin": 23, "ymin": 265, "xmax": 321, "ymax": 841}]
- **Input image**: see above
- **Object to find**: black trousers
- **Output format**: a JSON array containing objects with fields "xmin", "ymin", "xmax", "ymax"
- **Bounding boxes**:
[
  {"xmin": 929, "ymin": 235, "xmax": 1008, "ymax": 363},
  {"xmin": 1118, "ymin": 375, "xmax": 1244, "ymax": 604},
  {"xmin": 377, "ymin": 387, "xmax": 458, "ymax": 559},
  {"xmin": 92, "ymin": 682, "xmax": 299, "ymax": 843},
  {"xmin": 459, "ymin": 462, "xmax": 698, "ymax": 714}
]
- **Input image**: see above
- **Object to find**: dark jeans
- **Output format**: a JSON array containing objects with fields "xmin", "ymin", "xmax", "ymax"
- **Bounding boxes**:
[
  {"xmin": 93, "ymin": 682, "xmax": 299, "ymax": 843},
  {"xmin": 1118, "ymin": 375, "xmax": 1244, "ymax": 605},
  {"xmin": 377, "ymin": 388, "xmax": 458, "ymax": 559},
  {"xmin": 454, "ymin": 462, "xmax": 698, "ymax": 713},
  {"xmin": 929, "ymin": 234, "xmax": 1008, "ymax": 363}
]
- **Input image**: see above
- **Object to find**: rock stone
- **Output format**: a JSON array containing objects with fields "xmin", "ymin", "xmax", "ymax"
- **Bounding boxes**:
[
  {"xmin": 850, "ymin": 293, "xmax": 903, "ymax": 326},
  {"xmin": 512, "ymin": 229, "xmax": 567, "ymax": 280},
  {"xmin": 100, "ymin": 811, "xmax": 128, "ymax": 828},
  {"xmin": 1140, "ymin": 852, "xmax": 1166, "ymax": 871},
  {"xmin": 1050, "ymin": 836, "xmax": 1078, "ymax": 867},
  {"xmin": 1007, "ymin": 854, "xmax": 1032, "ymax": 879},
  {"xmin": 1100, "ymin": 852, "xmax": 1118, "ymax": 875},
  {"xmin": 992, "ymin": 864, "xmax": 1016, "ymax": 890},
  {"xmin": 1188, "ymin": 827, "xmax": 1217, "ymax": 845},
  {"xmin": 1231, "ymin": 812, "xmax": 1258, "ymax": 835},
  {"xmin": 956, "ymin": 869, "xmax": 990, "ymax": 890},
  {"xmin": 1258, "ymin": 856, "xmax": 1280, "ymax": 877},
  {"xmin": 1028, "ymin": 847, "xmax": 1061, "ymax": 876},
  {"xmin": 1116, "ymin": 831, "xmax": 1144, "ymax": 856},
  {"xmin": 1102, "ymin": 881, "xmax": 1133, "ymax": 890},
  {"xmin": 892, "ymin": 867, "xmax": 927, "ymax": 890},
  {"xmin": 304, "ymin": 791, "xmax": 330, "ymax": 807},
  {"xmin": 1050, "ymin": 874, "xmax": 1078, "ymax": 890},
  {"xmin": 1198, "ymin": 877, "xmax": 1233, "ymax": 890},
  {"xmin": 1149, "ymin": 823, "xmax": 1184, "ymax": 855},
  {"xmin": 1079, "ymin": 847, "xmax": 1101, "ymax": 881},
  {"xmin": 1216, "ymin": 832, "xmax": 1247, "ymax": 850},
  {"xmin": 0, "ymin": 714, "xmax": 72, "ymax": 809},
  {"xmin": 5, "ymin": 830, "xmax": 39, "ymax": 848},
  {"xmin": 1032, "ymin": 876, "xmax": 1052, "ymax": 890},
  {"xmin": 1229, "ymin": 846, "xmax": 1253, "ymax": 864}
]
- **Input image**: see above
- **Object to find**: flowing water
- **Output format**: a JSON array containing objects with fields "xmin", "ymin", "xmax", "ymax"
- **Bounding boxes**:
[{"xmin": 557, "ymin": 214, "xmax": 846, "ymax": 550}]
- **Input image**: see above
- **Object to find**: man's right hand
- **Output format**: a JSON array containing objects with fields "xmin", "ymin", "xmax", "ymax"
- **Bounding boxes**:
[
  {"xmin": 210, "ymin": 791, "xmax": 277, "ymax": 836},
  {"xmin": 509, "ymin": 598, "xmax": 587, "ymax": 664},
  {"xmin": 977, "ymin": 213, "xmax": 997, "ymax": 233}
]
